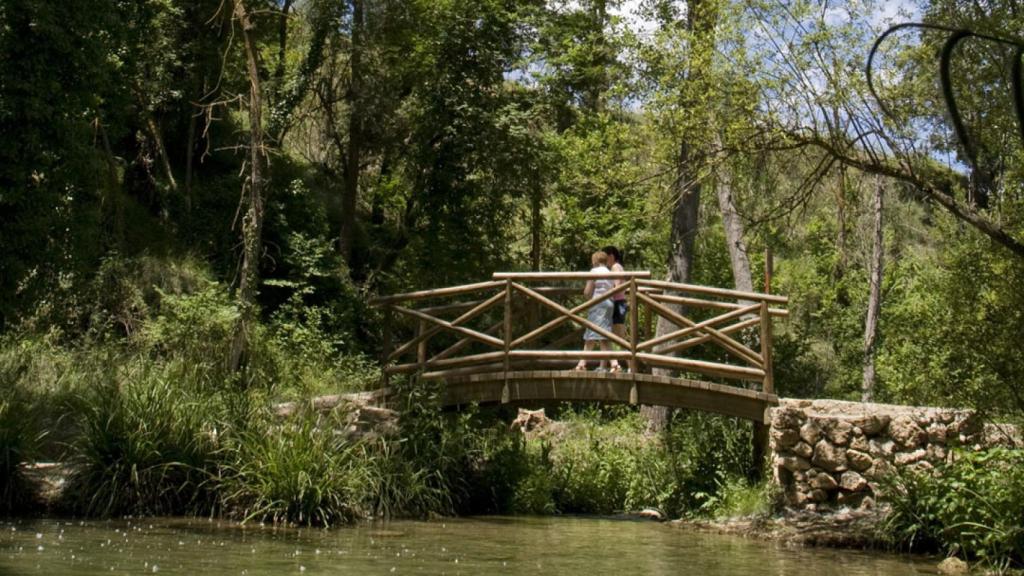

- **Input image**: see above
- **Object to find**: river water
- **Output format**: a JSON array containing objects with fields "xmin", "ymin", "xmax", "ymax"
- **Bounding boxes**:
[{"xmin": 1, "ymin": 516, "xmax": 934, "ymax": 575}]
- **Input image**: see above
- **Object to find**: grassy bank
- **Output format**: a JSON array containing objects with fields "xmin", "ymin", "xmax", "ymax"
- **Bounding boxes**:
[
  {"xmin": 0, "ymin": 335, "xmax": 770, "ymax": 525},
  {"xmin": 6, "ymin": 332, "xmax": 1024, "ymax": 570}
]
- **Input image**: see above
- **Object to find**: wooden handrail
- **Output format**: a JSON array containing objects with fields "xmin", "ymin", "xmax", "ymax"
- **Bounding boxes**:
[
  {"xmin": 637, "ymin": 303, "xmax": 762, "ymax": 355},
  {"xmin": 637, "ymin": 292, "xmax": 763, "ymax": 367},
  {"xmin": 648, "ymin": 292, "xmax": 789, "ymax": 317},
  {"xmin": 370, "ymin": 280, "xmax": 504, "ymax": 305},
  {"xmin": 373, "ymin": 270, "xmax": 787, "ymax": 396},
  {"xmin": 638, "ymin": 278, "xmax": 789, "ymax": 304},
  {"xmin": 493, "ymin": 271, "xmax": 652, "ymax": 280}
]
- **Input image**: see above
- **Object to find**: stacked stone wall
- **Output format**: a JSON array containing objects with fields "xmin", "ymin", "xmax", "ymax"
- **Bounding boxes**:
[{"xmin": 770, "ymin": 399, "xmax": 1019, "ymax": 511}]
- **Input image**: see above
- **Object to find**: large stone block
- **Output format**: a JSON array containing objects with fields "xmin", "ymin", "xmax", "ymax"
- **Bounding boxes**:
[
  {"xmin": 869, "ymin": 438, "xmax": 895, "ymax": 457},
  {"xmin": 810, "ymin": 472, "xmax": 838, "ymax": 491},
  {"xmin": 865, "ymin": 458, "xmax": 893, "ymax": 480},
  {"xmin": 926, "ymin": 422, "xmax": 947, "ymax": 444},
  {"xmin": 846, "ymin": 449, "xmax": 873, "ymax": 472},
  {"xmin": 847, "ymin": 414, "xmax": 890, "ymax": 436},
  {"xmin": 926, "ymin": 443, "xmax": 947, "ymax": 463},
  {"xmin": 808, "ymin": 489, "xmax": 828, "ymax": 503},
  {"xmin": 777, "ymin": 455, "xmax": 811, "ymax": 472},
  {"xmin": 890, "ymin": 415, "xmax": 927, "ymax": 449},
  {"xmin": 894, "ymin": 449, "xmax": 926, "ymax": 466},
  {"xmin": 827, "ymin": 420, "xmax": 854, "ymax": 446},
  {"xmin": 812, "ymin": 440, "xmax": 848, "ymax": 472},
  {"xmin": 850, "ymin": 434, "xmax": 870, "ymax": 452},
  {"xmin": 839, "ymin": 471, "xmax": 869, "ymax": 492},
  {"xmin": 771, "ymin": 427, "xmax": 801, "ymax": 449},
  {"xmin": 792, "ymin": 441, "xmax": 813, "ymax": 459},
  {"xmin": 800, "ymin": 420, "xmax": 822, "ymax": 445},
  {"xmin": 772, "ymin": 406, "xmax": 805, "ymax": 430}
]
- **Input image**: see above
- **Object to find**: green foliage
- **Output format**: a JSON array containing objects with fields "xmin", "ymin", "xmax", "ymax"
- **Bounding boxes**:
[
  {"xmin": 362, "ymin": 380, "xmax": 470, "ymax": 518},
  {"xmin": 220, "ymin": 409, "xmax": 364, "ymax": 527},
  {"xmin": 881, "ymin": 448, "xmax": 1024, "ymax": 569},
  {"xmin": 703, "ymin": 478, "xmax": 777, "ymax": 520},
  {"xmin": 61, "ymin": 363, "xmax": 222, "ymax": 517},
  {"xmin": 661, "ymin": 411, "xmax": 757, "ymax": 516},
  {"xmin": 546, "ymin": 406, "xmax": 669, "ymax": 514},
  {"xmin": 879, "ymin": 230, "xmax": 1024, "ymax": 415},
  {"xmin": 0, "ymin": 351, "xmax": 45, "ymax": 513}
]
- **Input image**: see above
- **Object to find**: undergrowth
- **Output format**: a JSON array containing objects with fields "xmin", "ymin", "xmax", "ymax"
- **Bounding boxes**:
[{"xmin": 881, "ymin": 448, "xmax": 1024, "ymax": 570}]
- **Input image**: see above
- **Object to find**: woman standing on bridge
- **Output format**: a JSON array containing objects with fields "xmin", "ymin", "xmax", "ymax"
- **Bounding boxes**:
[
  {"xmin": 574, "ymin": 251, "xmax": 622, "ymax": 373},
  {"xmin": 603, "ymin": 245, "xmax": 628, "ymax": 343}
]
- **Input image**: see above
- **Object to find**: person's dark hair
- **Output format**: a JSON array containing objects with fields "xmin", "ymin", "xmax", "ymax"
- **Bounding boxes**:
[{"xmin": 602, "ymin": 245, "xmax": 623, "ymax": 266}]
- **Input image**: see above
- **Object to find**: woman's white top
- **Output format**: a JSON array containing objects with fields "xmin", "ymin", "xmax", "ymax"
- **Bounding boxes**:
[{"xmin": 590, "ymin": 266, "xmax": 613, "ymax": 297}]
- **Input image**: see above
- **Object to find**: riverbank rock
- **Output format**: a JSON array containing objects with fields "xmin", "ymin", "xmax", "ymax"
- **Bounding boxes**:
[
  {"xmin": 936, "ymin": 557, "xmax": 968, "ymax": 575},
  {"xmin": 676, "ymin": 507, "xmax": 889, "ymax": 549},
  {"xmin": 511, "ymin": 408, "xmax": 549, "ymax": 432},
  {"xmin": 637, "ymin": 508, "xmax": 664, "ymax": 521}
]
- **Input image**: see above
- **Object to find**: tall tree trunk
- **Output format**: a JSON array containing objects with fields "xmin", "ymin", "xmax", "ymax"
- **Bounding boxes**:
[
  {"xmin": 862, "ymin": 177, "xmax": 884, "ymax": 402},
  {"xmin": 834, "ymin": 166, "xmax": 851, "ymax": 306},
  {"xmin": 586, "ymin": 0, "xmax": 609, "ymax": 114},
  {"xmin": 274, "ymin": 0, "xmax": 293, "ymax": 87},
  {"xmin": 642, "ymin": 139, "xmax": 702, "ymax": 431},
  {"xmin": 642, "ymin": 0, "xmax": 716, "ymax": 432},
  {"xmin": 230, "ymin": 0, "xmax": 267, "ymax": 374},
  {"xmin": 715, "ymin": 164, "xmax": 753, "ymax": 294},
  {"xmin": 530, "ymin": 187, "xmax": 542, "ymax": 271},
  {"xmin": 145, "ymin": 113, "xmax": 178, "ymax": 204},
  {"xmin": 96, "ymin": 117, "xmax": 124, "ymax": 246},
  {"xmin": 184, "ymin": 109, "xmax": 197, "ymax": 213},
  {"xmin": 340, "ymin": 0, "xmax": 364, "ymax": 267}
]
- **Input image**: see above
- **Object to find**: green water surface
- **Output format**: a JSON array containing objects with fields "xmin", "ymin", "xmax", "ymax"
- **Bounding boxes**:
[{"xmin": 1, "ymin": 516, "xmax": 935, "ymax": 575}]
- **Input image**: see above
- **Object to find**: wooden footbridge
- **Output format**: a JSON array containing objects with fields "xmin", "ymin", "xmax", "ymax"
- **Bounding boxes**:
[{"xmin": 370, "ymin": 272, "xmax": 787, "ymax": 423}]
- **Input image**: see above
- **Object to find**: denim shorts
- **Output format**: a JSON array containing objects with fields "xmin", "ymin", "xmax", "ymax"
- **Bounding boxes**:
[{"xmin": 612, "ymin": 300, "xmax": 628, "ymax": 324}]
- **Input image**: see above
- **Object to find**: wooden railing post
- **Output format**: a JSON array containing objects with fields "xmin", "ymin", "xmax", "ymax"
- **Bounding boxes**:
[
  {"xmin": 502, "ymin": 280, "xmax": 512, "ymax": 403},
  {"xmin": 628, "ymin": 278, "xmax": 639, "ymax": 404},
  {"xmin": 416, "ymin": 319, "xmax": 427, "ymax": 380},
  {"xmin": 759, "ymin": 300, "xmax": 774, "ymax": 395}
]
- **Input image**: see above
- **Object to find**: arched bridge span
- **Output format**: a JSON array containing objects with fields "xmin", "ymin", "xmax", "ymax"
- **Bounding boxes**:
[{"xmin": 371, "ymin": 272, "xmax": 787, "ymax": 423}]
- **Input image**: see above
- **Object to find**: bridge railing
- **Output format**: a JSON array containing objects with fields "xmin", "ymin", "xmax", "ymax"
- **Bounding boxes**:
[{"xmin": 370, "ymin": 271, "xmax": 788, "ymax": 396}]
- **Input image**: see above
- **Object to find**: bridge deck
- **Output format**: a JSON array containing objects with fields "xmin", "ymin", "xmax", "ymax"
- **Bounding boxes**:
[{"xmin": 441, "ymin": 370, "xmax": 777, "ymax": 422}]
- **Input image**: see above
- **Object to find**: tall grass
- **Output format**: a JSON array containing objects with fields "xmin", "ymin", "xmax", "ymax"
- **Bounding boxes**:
[
  {"xmin": 1, "ymin": 273, "xmax": 771, "ymax": 525},
  {"xmin": 0, "ymin": 385, "xmax": 43, "ymax": 513},
  {"xmin": 61, "ymin": 363, "xmax": 222, "ymax": 517},
  {"xmin": 881, "ymin": 448, "xmax": 1024, "ymax": 569},
  {"xmin": 545, "ymin": 407, "xmax": 671, "ymax": 514},
  {"xmin": 220, "ymin": 409, "xmax": 365, "ymax": 526}
]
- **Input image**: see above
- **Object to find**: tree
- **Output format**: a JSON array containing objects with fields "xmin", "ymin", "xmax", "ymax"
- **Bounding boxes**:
[
  {"xmin": 639, "ymin": 0, "xmax": 722, "ymax": 430},
  {"xmin": 862, "ymin": 176, "xmax": 884, "ymax": 401},
  {"xmin": 229, "ymin": 0, "xmax": 268, "ymax": 372}
]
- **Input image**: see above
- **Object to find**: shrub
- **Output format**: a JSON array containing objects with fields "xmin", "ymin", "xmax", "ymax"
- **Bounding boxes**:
[
  {"xmin": 0, "ymin": 377, "xmax": 43, "ymax": 513},
  {"xmin": 662, "ymin": 410, "xmax": 756, "ymax": 517},
  {"xmin": 361, "ymin": 381, "xmax": 469, "ymax": 518},
  {"xmin": 881, "ymin": 448, "xmax": 1024, "ymax": 569},
  {"xmin": 61, "ymin": 364, "xmax": 221, "ymax": 517},
  {"xmin": 220, "ymin": 409, "xmax": 365, "ymax": 526},
  {"xmin": 704, "ymin": 478, "xmax": 776, "ymax": 519}
]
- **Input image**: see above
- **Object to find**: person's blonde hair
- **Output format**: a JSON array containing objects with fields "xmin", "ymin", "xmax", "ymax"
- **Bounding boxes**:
[{"xmin": 591, "ymin": 250, "xmax": 609, "ymax": 267}]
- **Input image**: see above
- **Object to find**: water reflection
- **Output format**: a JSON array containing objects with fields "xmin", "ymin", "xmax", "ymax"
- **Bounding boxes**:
[{"xmin": 1, "ymin": 516, "xmax": 933, "ymax": 575}]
